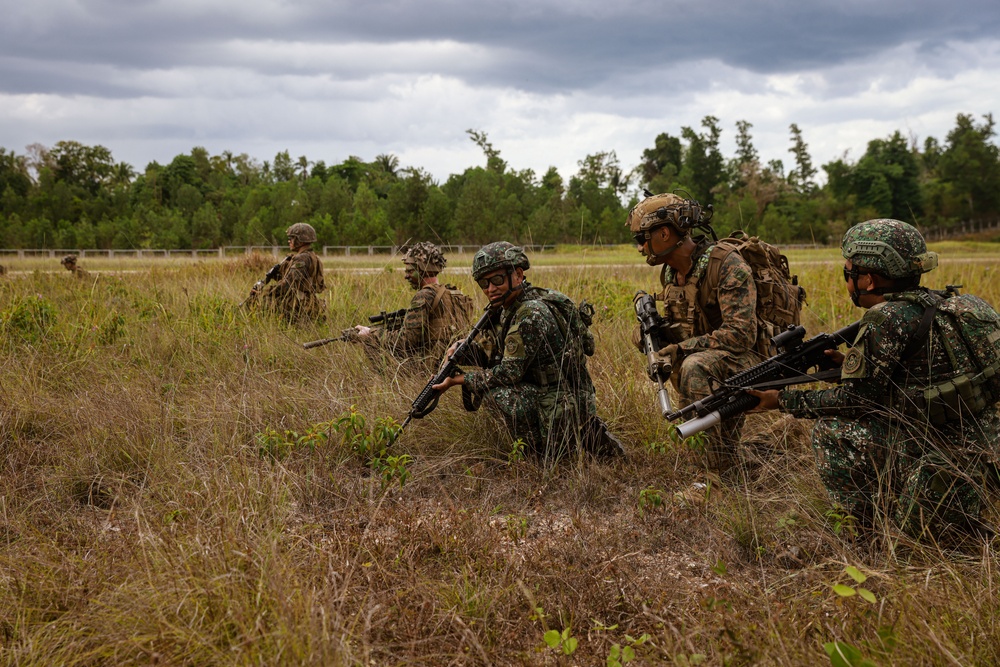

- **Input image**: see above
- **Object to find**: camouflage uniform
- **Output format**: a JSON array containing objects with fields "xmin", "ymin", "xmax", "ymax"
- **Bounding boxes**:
[
  {"xmin": 61, "ymin": 255, "xmax": 90, "ymax": 279},
  {"xmin": 778, "ymin": 219, "xmax": 1000, "ymax": 539},
  {"xmin": 461, "ymin": 284, "xmax": 598, "ymax": 459},
  {"xmin": 260, "ymin": 224, "xmax": 326, "ymax": 323},
  {"xmin": 628, "ymin": 193, "xmax": 758, "ymax": 471},
  {"xmin": 458, "ymin": 242, "xmax": 618, "ymax": 460},
  {"xmin": 373, "ymin": 284, "xmax": 474, "ymax": 362},
  {"xmin": 366, "ymin": 243, "xmax": 474, "ymax": 366}
]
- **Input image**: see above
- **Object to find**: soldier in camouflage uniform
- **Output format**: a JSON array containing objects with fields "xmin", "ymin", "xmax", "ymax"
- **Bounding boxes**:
[
  {"xmin": 751, "ymin": 219, "xmax": 1000, "ymax": 541},
  {"xmin": 629, "ymin": 193, "xmax": 758, "ymax": 473},
  {"xmin": 432, "ymin": 242, "xmax": 623, "ymax": 461},
  {"xmin": 61, "ymin": 254, "xmax": 90, "ymax": 279},
  {"xmin": 256, "ymin": 223, "xmax": 326, "ymax": 324},
  {"xmin": 353, "ymin": 242, "xmax": 474, "ymax": 366}
]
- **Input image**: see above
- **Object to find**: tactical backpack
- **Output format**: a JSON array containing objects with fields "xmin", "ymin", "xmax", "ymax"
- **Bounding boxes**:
[
  {"xmin": 428, "ymin": 284, "xmax": 475, "ymax": 341},
  {"xmin": 890, "ymin": 289, "xmax": 1000, "ymax": 426},
  {"xmin": 703, "ymin": 231, "xmax": 806, "ymax": 357},
  {"xmin": 528, "ymin": 290, "xmax": 596, "ymax": 388}
]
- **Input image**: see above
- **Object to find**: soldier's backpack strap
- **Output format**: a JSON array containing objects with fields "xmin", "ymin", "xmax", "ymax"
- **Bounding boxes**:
[
  {"xmin": 898, "ymin": 304, "xmax": 939, "ymax": 364},
  {"xmin": 430, "ymin": 283, "xmax": 447, "ymax": 312}
]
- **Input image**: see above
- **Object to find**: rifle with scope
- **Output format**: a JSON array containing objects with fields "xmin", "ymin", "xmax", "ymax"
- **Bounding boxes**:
[
  {"xmin": 669, "ymin": 320, "xmax": 862, "ymax": 439},
  {"xmin": 302, "ymin": 308, "xmax": 408, "ymax": 349},
  {"xmin": 240, "ymin": 259, "xmax": 285, "ymax": 308}
]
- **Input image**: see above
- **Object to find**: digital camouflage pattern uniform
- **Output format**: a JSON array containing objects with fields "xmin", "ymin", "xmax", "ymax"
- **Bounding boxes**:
[
  {"xmin": 260, "ymin": 248, "xmax": 326, "ymax": 323},
  {"xmin": 779, "ymin": 219, "xmax": 1000, "ymax": 539},
  {"xmin": 461, "ymin": 284, "xmax": 598, "ymax": 460},
  {"xmin": 458, "ymin": 242, "xmax": 619, "ymax": 460},
  {"xmin": 628, "ymin": 193, "xmax": 758, "ymax": 471}
]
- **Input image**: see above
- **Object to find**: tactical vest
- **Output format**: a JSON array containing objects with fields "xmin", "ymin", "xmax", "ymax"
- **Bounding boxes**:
[
  {"xmin": 427, "ymin": 284, "xmax": 475, "ymax": 342},
  {"xmin": 888, "ymin": 289, "xmax": 1000, "ymax": 427}
]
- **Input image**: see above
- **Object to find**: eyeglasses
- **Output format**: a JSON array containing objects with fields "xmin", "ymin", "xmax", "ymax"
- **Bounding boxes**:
[
  {"xmin": 477, "ymin": 274, "xmax": 507, "ymax": 289},
  {"xmin": 842, "ymin": 266, "xmax": 870, "ymax": 283}
]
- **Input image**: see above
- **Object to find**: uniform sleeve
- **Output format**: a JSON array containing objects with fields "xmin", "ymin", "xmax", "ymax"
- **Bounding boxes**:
[
  {"xmin": 777, "ymin": 304, "xmax": 915, "ymax": 418},
  {"xmin": 679, "ymin": 251, "xmax": 758, "ymax": 353},
  {"xmin": 464, "ymin": 304, "xmax": 545, "ymax": 393}
]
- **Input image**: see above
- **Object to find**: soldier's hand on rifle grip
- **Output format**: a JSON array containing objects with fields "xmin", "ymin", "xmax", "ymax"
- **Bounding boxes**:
[
  {"xmin": 656, "ymin": 344, "xmax": 682, "ymax": 372},
  {"xmin": 746, "ymin": 388, "xmax": 780, "ymax": 411},
  {"xmin": 824, "ymin": 348, "xmax": 845, "ymax": 366},
  {"xmin": 354, "ymin": 325, "xmax": 372, "ymax": 338},
  {"xmin": 432, "ymin": 372, "xmax": 464, "ymax": 392}
]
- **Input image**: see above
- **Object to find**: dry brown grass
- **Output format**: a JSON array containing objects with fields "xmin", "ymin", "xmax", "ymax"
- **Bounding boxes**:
[{"xmin": 0, "ymin": 248, "xmax": 997, "ymax": 665}]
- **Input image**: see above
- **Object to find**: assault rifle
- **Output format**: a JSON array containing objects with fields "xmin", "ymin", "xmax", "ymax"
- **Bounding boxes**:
[
  {"xmin": 240, "ymin": 260, "xmax": 285, "ymax": 308},
  {"xmin": 669, "ymin": 320, "xmax": 862, "ymax": 439},
  {"xmin": 302, "ymin": 307, "xmax": 407, "ymax": 349},
  {"xmin": 634, "ymin": 291, "xmax": 686, "ymax": 417},
  {"xmin": 399, "ymin": 304, "xmax": 499, "ymax": 431}
]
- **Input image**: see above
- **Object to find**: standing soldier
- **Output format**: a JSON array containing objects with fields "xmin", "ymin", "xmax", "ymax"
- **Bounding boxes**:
[
  {"xmin": 252, "ymin": 223, "xmax": 326, "ymax": 323},
  {"xmin": 432, "ymin": 242, "xmax": 623, "ymax": 461},
  {"xmin": 353, "ymin": 242, "xmax": 474, "ymax": 365},
  {"xmin": 628, "ymin": 192, "xmax": 758, "ymax": 474},
  {"xmin": 61, "ymin": 254, "xmax": 90, "ymax": 279},
  {"xmin": 750, "ymin": 219, "xmax": 1000, "ymax": 541}
]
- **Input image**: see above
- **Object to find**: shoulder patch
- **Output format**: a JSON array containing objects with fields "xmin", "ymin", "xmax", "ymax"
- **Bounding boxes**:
[{"xmin": 841, "ymin": 347, "xmax": 866, "ymax": 379}]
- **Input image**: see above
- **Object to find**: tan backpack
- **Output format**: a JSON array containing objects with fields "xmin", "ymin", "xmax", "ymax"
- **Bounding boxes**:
[{"xmin": 704, "ymin": 231, "xmax": 806, "ymax": 357}]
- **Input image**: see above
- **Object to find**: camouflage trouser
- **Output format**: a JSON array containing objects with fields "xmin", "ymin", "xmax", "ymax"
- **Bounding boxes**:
[
  {"xmin": 811, "ymin": 416, "xmax": 995, "ymax": 539},
  {"xmin": 482, "ymin": 383, "xmax": 593, "ymax": 463},
  {"xmin": 675, "ymin": 348, "xmax": 759, "ymax": 473}
]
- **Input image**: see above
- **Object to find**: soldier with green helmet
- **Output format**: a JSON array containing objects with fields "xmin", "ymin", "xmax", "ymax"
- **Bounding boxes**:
[
  {"xmin": 628, "ymin": 192, "xmax": 759, "ymax": 474},
  {"xmin": 353, "ymin": 242, "xmax": 474, "ymax": 365},
  {"xmin": 751, "ymin": 219, "xmax": 1000, "ymax": 541},
  {"xmin": 432, "ymin": 241, "xmax": 623, "ymax": 462},
  {"xmin": 254, "ymin": 223, "xmax": 326, "ymax": 323}
]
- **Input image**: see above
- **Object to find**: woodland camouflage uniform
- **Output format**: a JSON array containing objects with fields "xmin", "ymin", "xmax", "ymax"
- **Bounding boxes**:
[
  {"xmin": 366, "ymin": 242, "xmax": 474, "ymax": 366},
  {"xmin": 778, "ymin": 219, "xmax": 1000, "ymax": 540},
  {"xmin": 629, "ymin": 193, "xmax": 758, "ymax": 471},
  {"xmin": 61, "ymin": 255, "xmax": 90, "ymax": 279},
  {"xmin": 260, "ymin": 224, "xmax": 326, "ymax": 323},
  {"xmin": 459, "ymin": 242, "xmax": 618, "ymax": 461}
]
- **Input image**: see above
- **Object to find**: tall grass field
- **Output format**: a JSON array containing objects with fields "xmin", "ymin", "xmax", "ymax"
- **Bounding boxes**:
[{"xmin": 0, "ymin": 242, "xmax": 998, "ymax": 665}]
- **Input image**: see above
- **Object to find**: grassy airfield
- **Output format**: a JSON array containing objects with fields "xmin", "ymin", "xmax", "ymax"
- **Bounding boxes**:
[{"xmin": 0, "ymin": 243, "xmax": 998, "ymax": 665}]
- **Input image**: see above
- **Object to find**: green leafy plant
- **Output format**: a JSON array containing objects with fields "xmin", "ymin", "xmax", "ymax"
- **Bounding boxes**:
[
  {"xmin": 507, "ymin": 438, "xmax": 526, "ymax": 464},
  {"xmin": 607, "ymin": 633, "xmax": 651, "ymax": 666},
  {"xmin": 638, "ymin": 487, "xmax": 664, "ymax": 515},
  {"xmin": 824, "ymin": 507, "xmax": 858, "ymax": 537},
  {"xmin": 543, "ymin": 626, "xmax": 578, "ymax": 656},
  {"xmin": 832, "ymin": 565, "xmax": 876, "ymax": 603},
  {"xmin": 505, "ymin": 514, "xmax": 528, "ymax": 542}
]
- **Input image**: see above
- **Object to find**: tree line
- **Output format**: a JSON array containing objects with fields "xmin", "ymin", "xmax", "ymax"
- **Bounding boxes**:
[{"xmin": 0, "ymin": 114, "xmax": 997, "ymax": 249}]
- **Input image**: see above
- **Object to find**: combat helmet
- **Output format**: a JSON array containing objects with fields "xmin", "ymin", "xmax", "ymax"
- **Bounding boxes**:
[
  {"xmin": 471, "ymin": 242, "xmax": 530, "ymax": 281},
  {"xmin": 626, "ymin": 192, "xmax": 709, "ymax": 241},
  {"xmin": 60, "ymin": 254, "xmax": 78, "ymax": 266},
  {"xmin": 402, "ymin": 242, "xmax": 446, "ymax": 275},
  {"xmin": 285, "ymin": 222, "xmax": 317, "ymax": 245},
  {"xmin": 841, "ymin": 219, "xmax": 937, "ymax": 280}
]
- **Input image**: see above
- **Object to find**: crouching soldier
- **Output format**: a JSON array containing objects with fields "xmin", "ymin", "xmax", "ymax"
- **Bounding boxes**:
[{"xmin": 432, "ymin": 242, "xmax": 623, "ymax": 462}]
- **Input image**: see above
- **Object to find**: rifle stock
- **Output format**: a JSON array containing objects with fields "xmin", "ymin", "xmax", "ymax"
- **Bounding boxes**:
[
  {"xmin": 671, "ymin": 320, "xmax": 862, "ymax": 439},
  {"xmin": 400, "ymin": 305, "xmax": 498, "ymax": 430}
]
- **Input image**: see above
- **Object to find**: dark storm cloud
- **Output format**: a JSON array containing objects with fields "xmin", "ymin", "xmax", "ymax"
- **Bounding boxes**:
[{"xmin": 3, "ymin": 0, "xmax": 998, "ymax": 97}]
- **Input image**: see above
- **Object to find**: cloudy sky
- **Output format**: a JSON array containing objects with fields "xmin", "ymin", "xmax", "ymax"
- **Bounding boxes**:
[{"xmin": 2, "ymin": 0, "xmax": 999, "ymax": 191}]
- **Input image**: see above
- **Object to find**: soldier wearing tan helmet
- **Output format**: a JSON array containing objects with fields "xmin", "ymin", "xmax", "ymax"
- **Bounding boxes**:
[
  {"xmin": 628, "ymin": 192, "xmax": 758, "ymax": 475},
  {"xmin": 256, "ymin": 223, "xmax": 326, "ymax": 323},
  {"xmin": 354, "ymin": 242, "xmax": 474, "ymax": 366},
  {"xmin": 60, "ymin": 254, "xmax": 90, "ymax": 279}
]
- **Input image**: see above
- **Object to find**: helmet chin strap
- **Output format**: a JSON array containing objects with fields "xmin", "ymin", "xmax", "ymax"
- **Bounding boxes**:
[{"xmin": 644, "ymin": 238, "xmax": 684, "ymax": 266}]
